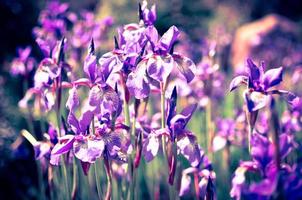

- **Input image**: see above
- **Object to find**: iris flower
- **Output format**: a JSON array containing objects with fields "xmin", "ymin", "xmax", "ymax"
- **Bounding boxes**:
[{"xmin": 230, "ymin": 58, "xmax": 289, "ymax": 112}]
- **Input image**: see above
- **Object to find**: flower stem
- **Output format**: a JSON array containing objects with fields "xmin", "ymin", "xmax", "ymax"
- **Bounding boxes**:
[
  {"xmin": 94, "ymin": 161, "xmax": 103, "ymax": 200},
  {"xmin": 104, "ymin": 155, "xmax": 112, "ymax": 200},
  {"xmin": 160, "ymin": 85, "xmax": 167, "ymax": 157},
  {"xmin": 206, "ymin": 100, "xmax": 213, "ymax": 161},
  {"xmin": 72, "ymin": 157, "xmax": 78, "ymax": 200}
]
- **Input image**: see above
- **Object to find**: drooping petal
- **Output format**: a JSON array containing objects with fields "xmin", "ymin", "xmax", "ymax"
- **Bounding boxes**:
[
  {"xmin": 158, "ymin": 26, "xmax": 180, "ymax": 53},
  {"xmin": 98, "ymin": 51, "xmax": 123, "ymax": 81},
  {"xmin": 177, "ymin": 132, "xmax": 201, "ymax": 167},
  {"xmin": 229, "ymin": 75, "xmax": 248, "ymax": 92},
  {"xmin": 263, "ymin": 67, "xmax": 283, "ymax": 90},
  {"xmin": 212, "ymin": 135, "xmax": 227, "ymax": 152},
  {"xmin": 147, "ymin": 54, "xmax": 174, "ymax": 83},
  {"xmin": 39, "ymin": 58, "xmax": 60, "ymax": 79},
  {"xmin": 73, "ymin": 135, "xmax": 105, "ymax": 163},
  {"xmin": 199, "ymin": 170, "xmax": 216, "ymax": 199},
  {"xmin": 101, "ymin": 85, "xmax": 122, "ymax": 117},
  {"xmin": 126, "ymin": 60, "xmax": 150, "ymax": 99},
  {"xmin": 66, "ymin": 86, "xmax": 80, "ymax": 112},
  {"xmin": 34, "ymin": 142, "xmax": 51, "ymax": 160},
  {"xmin": 51, "ymin": 135, "xmax": 75, "ymax": 155},
  {"xmin": 251, "ymin": 133, "xmax": 274, "ymax": 170},
  {"xmin": 179, "ymin": 172, "xmax": 191, "ymax": 196},
  {"xmin": 244, "ymin": 90, "xmax": 270, "ymax": 112},
  {"xmin": 143, "ymin": 133, "xmax": 159, "ymax": 162},
  {"xmin": 173, "ymin": 53, "xmax": 196, "ymax": 83},
  {"xmin": 87, "ymin": 85, "xmax": 102, "ymax": 113}
]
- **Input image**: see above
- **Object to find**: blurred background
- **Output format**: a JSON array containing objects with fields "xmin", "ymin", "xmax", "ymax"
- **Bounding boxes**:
[{"xmin": 0, "ymin": 0, "xmax": 302, "ymax": 199}]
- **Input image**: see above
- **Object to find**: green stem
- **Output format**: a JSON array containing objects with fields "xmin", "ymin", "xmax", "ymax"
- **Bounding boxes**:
[
  {"xmin": 129, "ymin": 117, "xmax": 137, "ymax": 200},
  {"xmin": 61, "ymin": 157, "xmax": 70, "ymax": 200},
  {"xmin": 72, "ymin": 157, "xmax": 78, "ymax": 200},
  {"xmin": 206, "ymin": 101, "xmax": 213, "ymax": 161},
  {"xmin": 161, "ymin": 87, "xmax": 167, "ymax": 158},
  {"xmin": 94, "ymin": 161, "xmax": 103, "ymax": 199},
  {"xmin": 248, "ymin": 126, "xmax": 253, "ymax": 153},
  {"xmin": 104, "ymin": 156, "xmax": 112, "ymax": 200},
  {"xmin": 37, "ymin": 161, "xmax": 45, "ymax": 200}
]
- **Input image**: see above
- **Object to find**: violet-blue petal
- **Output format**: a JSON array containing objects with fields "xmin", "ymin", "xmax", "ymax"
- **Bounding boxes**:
[
  {"xmin": 36, "ymin": 38, "xmax": 51, "ymax": 57},
  {"xmin": 170, "ymin": 104, "xmax": 197, "ymax": 132},
  {"xmin": 173, "ymin": 53, "xmax": 196, "ymax": 83},
  {"xmin": 212, "ymin": 135, "xmax": 227, "ymax": 152},
  {"xmin": 51, "ymin": 135, "xmax": 75, "ymax": 155},
  {"xmin": 73, "ymin": 135, "xmax": 105, "ymax": 163},
  {"xmin": 279, "ymin": 133, "xmax": 293, "ymax": 159},
  {"xmin": 143, "ymin": 133, "xmax": 159, "ymax": 162},
  {"xmin": 263, "ymin": 67, "xmax": 283, "ymax": 90},
  {"xmin": 244, "ymin": 90, "xmax": 270, "ymax": 112},
  {"xmin": 144, "ymin": 25, "xmax": 159, "ymax": 48},
  {"xmin": 158, "ymin": 26, "xmax": 180, "ymax": 53},
  {"xmin": 251, "ymin": 133, "xmax": 273, "ymax": 170},
  {"xmin": 246, "ymin": 58, "xmax": 260, "ymax": 81},
  {"xmin": 126, "ymin": 60, "xmax": 150, "ymax": 99},
  {"xmin": 177, "ymin": 133, "xmax": 201, "ymax": 167},
  {"xmin": 101, "ymin": 86, "xmax": 121, "ymax": 117},
  {"xmin": 84, "ymin": 54, "xmax": 97, "ymax": 82},
  {"xmin": 229, "ymin": 75, "xmax": 248, "ymax": 92},
  {"xmin": 34, "ymin": 142, "xmax": 51, "ymax": 160},
  {"xmin": 147, "ymin": 54, "xmax": 174, "ymax": 83},
  {"xmin": 179, "ymin": 172, "xmax": 191, "ymax": 196},
  {"xmin": 66, "ymin": 86, "xmax": 80, "ymax": 112},
  {"xmin": 67, "ymin": 112, "xmax": 81, "ymax": 134}
]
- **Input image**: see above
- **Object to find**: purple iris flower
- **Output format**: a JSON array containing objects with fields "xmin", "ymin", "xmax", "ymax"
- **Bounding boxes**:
[
  {"xmin": 10, "ymin": 46, "xmax": 35, "ymax": 76},
  {"xmin": 230, "ymin": 58, "xmax": 291, "ymax": 112},
  {"xmin": 179, "ymin": 152, "xmax": 216, "ymax": 199},
  {"xmin": 142, "ymin": 87, "xmax": 201, "ymax": 186},
  {"xmin": 143, "ymin": 88, "xmax": 199, "ymax": 165},
  {"xmin": 50, "ymin": 121, "xmax": 129, "ymax": 166},
  {"xmin": 126, "ymin": 26, "xmax": 196, "ymax": 99},
  {"xmin": 212, "ymin": 118, "xmax": 236, "ymax": 152},
  {"xmin": 21, "ymin": 124, "xmax": 60, "ymax": 164},
  {"xmin": 230, "ymin": 132, "xmax": 295, "ymax": 200}
]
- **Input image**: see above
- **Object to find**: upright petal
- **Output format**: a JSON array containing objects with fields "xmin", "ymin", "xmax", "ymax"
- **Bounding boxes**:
[
  {"xmin": 66, "ymin": 86, "xmax": 80, "ymax": 112},
  {"xmin": 170, "ymin": 104, "xmax": 197, "ymax": 132},
  {"xmin": 84, "ymin": 54, "xmax": 97, "ymax": 82},
  {"xmin": 263, "ymin": 67, "xmax": 283, "ymax": 90},
  {"xmin": 126, "ymin": 60, "xmax": 150, "ymax": 99},
  {"xmin": 158, "ymin": 26, "xmax": 180, "ymax": 53},
  {"xmin": 246, "ymin": 58, "xmax": 260, "ymax": 81},
  {"xmin": 144, "ymin": 25, "xmax": 159, "ymax": 49}
]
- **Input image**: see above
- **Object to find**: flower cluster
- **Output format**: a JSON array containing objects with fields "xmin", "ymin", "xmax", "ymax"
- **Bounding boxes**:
[{"xmin": 9, "ymin": 1, "xmax": 302, "ymax": 200}]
